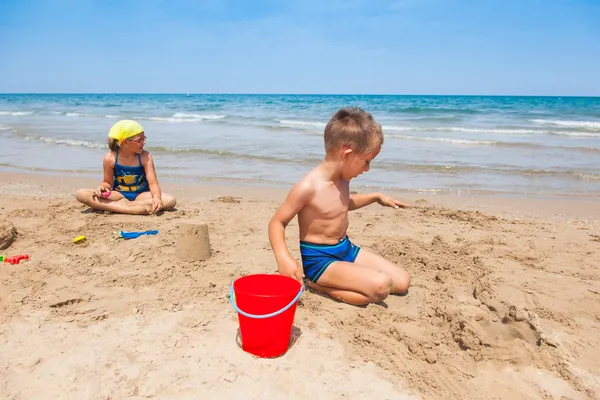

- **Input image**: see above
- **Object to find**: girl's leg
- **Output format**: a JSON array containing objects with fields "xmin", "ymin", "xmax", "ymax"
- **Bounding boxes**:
[
  {"xmin": 133, "ymin": 192, "xmax": 177, "ymax": 210},
  {"xmin": 75, "ymin": 189, "xmax": 152, "ymax": 215},
  {"xmin": 309, "ymin": 261, "xmax": 394, "ymax": 306},
  {"xmin": 354, "ymin": 248, "xmax": 410, "ymax": 294}
]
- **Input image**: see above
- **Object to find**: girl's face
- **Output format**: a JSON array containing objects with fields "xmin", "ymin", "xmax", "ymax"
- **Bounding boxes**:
[{"xmin": 124, "ymin": 132, "xmax": 146, "ymax": 154}]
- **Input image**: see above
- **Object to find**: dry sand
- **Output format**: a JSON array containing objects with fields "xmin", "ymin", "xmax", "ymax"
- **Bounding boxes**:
[{"xmin": 1, "ymin": 172, "xmax": 600, "ymax": 399}]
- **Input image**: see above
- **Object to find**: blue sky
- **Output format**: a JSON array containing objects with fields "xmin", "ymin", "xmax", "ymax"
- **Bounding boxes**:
[{"xmin": 0, "ymin": 0, "xmax": 598, "ymax": 95}]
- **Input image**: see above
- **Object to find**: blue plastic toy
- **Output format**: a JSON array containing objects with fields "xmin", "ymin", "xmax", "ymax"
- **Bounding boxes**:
[{"xmin": 119, "ymin": 230, "xmax": 159, "ymax": 239}]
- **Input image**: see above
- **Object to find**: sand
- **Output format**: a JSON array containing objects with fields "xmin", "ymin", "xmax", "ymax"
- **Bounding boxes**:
[{"xmin": 1, "ymin": 172, "xmax": 600, "ymax": 399}]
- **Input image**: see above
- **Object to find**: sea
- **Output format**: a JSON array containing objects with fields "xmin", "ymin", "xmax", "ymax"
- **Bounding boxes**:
[{"xmin": 0, "ymin": 94, "xmax": 599, "ymax": 198}]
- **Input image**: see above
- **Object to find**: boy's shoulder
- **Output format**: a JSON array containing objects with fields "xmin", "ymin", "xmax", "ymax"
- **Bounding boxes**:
[
  {"xmin": 292, "ymin": 166, "xmax": 332, "ymax": 196},
  {"xmin": 297, "ymin": 166, "xmax": 322, "ymax": 185}
]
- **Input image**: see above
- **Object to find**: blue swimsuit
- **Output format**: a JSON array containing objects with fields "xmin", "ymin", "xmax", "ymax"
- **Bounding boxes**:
[
  {"xmin": 112, "ymin": 151, "xmax": 149, "ymax": 201},
  {"xmin": 299, "ymin": 237, "xmax": 361, "ymax": 283}
]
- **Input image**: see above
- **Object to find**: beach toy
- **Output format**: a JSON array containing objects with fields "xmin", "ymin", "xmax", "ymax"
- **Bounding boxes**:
[
  {"xmin": 230, "ymin": 274, "xmax": 303, "ymax": 358},
  {"xmin": 100, "ymin": 191, "xmax": 111, "ymax": 199},
  {"xmin": 73, "ymin": 235, "xmax": 86, "ymax": 243},
  {"xmin": 119, "ymin": 230, "xmax": 158, "ymax": 240},
  {"xmin": 0, "ymin": 255, "xmax": 4, "ymax": 262},
  {"xmin": 4, "ymin": 254, "xmax": 29, "ymax": 264}
]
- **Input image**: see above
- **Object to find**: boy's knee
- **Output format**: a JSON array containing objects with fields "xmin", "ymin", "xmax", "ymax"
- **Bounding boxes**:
[
  {"xmin": 397, "ymin": 271, "xmax": 411, "ymax": 294},
  {"xmin": 370, "ymin": 272, "xmax": 393, "ymax": 302}
]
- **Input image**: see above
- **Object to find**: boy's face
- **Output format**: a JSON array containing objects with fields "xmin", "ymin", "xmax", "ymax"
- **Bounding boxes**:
[{"xmin": 342, "ymin": 145, "xmax": 381, "ymax": 180}]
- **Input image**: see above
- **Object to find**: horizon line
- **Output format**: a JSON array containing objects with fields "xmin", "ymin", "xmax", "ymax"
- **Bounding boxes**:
[{"xmin": 1, "ymin": 92, "xmax": 599, "ymax": 98}]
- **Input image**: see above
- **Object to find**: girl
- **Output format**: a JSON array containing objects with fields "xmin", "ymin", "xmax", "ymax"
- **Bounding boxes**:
[{"xmin": 76, "ymin": 120, "xmax": 176, "ymax": 215}]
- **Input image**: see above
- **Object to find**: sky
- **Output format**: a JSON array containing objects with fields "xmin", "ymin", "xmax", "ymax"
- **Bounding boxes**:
[{"xmin": 0, "ymin": 0, "xmax": 599, "ymax": 95}]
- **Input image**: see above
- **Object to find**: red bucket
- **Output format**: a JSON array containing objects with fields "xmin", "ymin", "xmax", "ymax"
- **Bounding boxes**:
[{"xmin": 230, "ymin": 274, "xmax": 303, "ymax": 358}]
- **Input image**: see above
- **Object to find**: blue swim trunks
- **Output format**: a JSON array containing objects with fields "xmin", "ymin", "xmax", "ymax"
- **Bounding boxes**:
[{"xmin": 299, "ymin": 237, "xmax": 360, "ymax": 283}]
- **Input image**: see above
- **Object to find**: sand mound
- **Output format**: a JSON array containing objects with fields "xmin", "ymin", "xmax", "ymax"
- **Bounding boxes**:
[{"xmin": 0, "ymin": 221, "xmax": 17, "ymax": 250}]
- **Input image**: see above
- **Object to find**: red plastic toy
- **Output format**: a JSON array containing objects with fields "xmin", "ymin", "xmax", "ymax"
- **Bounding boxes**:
[{"xmin": 3, "ymin": 254, "xmax": 29, "ymax": 264}]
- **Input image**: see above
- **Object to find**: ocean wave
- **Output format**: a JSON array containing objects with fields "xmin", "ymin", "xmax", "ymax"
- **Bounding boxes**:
[
  {"xmin": 387, "ymin": 106, "xmax": 480, "ymax": 115},
  {"xmin": 25, "ymin": 135, "xmax": 104, "ymax": 149},
  {"xmin": 0, "ymin": 111, "xmax": 33, "ymax": 116},
  {"xmin": 149, "ymin": 146, "xmax": 320, "ymax": 165},
  {"xmin": 19, "ymin": 133, "xmax": 318, "ymax": 164},
  {"xmin": 143, "ymin": 113, "xmax": 227, "ymax": 123},
  {"xmin": 41, "ymin": 111, "xmax": 226, "ymax": 122},
  {"xmin": 375, "ymin": 162, "xmax": 600, "ymax": 181},
  {"xmin": 5, "ymin": 134, "xmax": 600, "ymax": 184},
  {"xmin": 172, "ymin": 112, "xmax": 226, "ymax": 120},
  {"xmin": 517, "ymin": 169, "xmax": 600, "ymax": 181},
  {"xmin": 549, "ymin": 131, "xmax": 600, "ymax": 138},
  {"xmin": 65, "ymin": 112, "xmax": 97, "ymax": 117},
  {"xmin": 387, "ymin": 135, "xmax": 497, "ymax": 145},
  {"xmin": 0, "ymin": 162, "xmax": 92, "ymax": 174},
  {"xmin": 387, "ymin": 134, "xmax": 600, "ymax": 152},
  {"xmin": 279, "ymin": 120, "xmax": 326, "ymax": 129},
  {"xmin": 383, "ymin": 125, "xmax": 541, "ymax": 135},
  {"xmin": 530, "ymin": 119, "xmax": 600, "ymax": 130}
]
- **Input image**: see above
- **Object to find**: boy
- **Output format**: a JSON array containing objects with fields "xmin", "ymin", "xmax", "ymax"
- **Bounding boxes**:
[{"xmin": 268, "ymin": 107, "xmax": 411, "ymax": 306}]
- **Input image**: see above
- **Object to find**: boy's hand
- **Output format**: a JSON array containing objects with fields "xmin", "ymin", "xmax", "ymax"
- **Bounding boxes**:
[
  {"xmin": 377, "ymin": 194, "xmax": 408, "ymax": 209},
  {"xmin": 278, "ymin": 257, "xmax": 304, "ymax": 283}
]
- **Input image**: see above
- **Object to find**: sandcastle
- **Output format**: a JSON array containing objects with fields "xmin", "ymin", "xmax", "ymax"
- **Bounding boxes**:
[{"xmin": 175, "ymin": 222, "xmax": 211, "ymax": 261}]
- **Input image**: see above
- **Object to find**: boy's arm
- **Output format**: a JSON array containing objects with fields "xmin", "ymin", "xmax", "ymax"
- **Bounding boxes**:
[
  {"xmin": 268, "ymin": 180, "xmax": 314, "ymax": 282},
  {"xmin": 349, "ymin": 192, "xmax": 408, "ymax": 211}
]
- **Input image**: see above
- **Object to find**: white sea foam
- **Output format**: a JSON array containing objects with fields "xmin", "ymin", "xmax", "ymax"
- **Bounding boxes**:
[
  {"xmin": 550, "ymin": 131, "xmax": 600, "ymax": 138},
  {"xmin": 382, "ymin": 125, "xmax": 541, "ymax": 135},
  {"xmin": 173, "ymin": 112, "xmax": 226, "ymax": 120},
  {"xmin": 144, "ymin": 113, "xmax": 227, "ymax": 123},
  {"xmin": 575, "ymin": 172, "xmax": 600, "ymax": 181},
  {"xmin": 0, "ymin": 111, "xmax": 33, "ymax": 116},
  {"xmin": 26, "ymin": 135, "xmax": 103, "ymax": 149},
  {"xmin": 65, "ymin": 112, "xmax": 110, "ymax": 118},
  {"xmin": 530, "ymin": 119, "xmax": 600, "ymax": 130},
  {"xmin": 146, "ymin": 116, "xmax": 203, "ymax": 123},
  {"xmin": 388, "ymin": 134, "xmax": 497, "ymax": 145},
  {"xmin": 279, "ymin": 120, "xmax": 327, "ymax": 129}
]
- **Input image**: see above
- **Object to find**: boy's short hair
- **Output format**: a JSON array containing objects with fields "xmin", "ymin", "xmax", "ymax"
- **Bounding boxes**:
[{"xmin": 324, "ymin": 107, "xmax": 383, "ymax": 154}]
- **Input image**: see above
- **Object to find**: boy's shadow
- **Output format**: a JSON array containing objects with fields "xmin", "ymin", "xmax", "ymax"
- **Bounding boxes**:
[{"xmin": 303, "ymin": 283, "xmax": 394, "ymax": 309}]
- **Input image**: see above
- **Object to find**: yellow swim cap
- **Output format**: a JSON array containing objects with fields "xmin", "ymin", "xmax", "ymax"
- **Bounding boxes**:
[{"xmin": 108, "ymin": 120, "xmax": 144, "ymax": 145}]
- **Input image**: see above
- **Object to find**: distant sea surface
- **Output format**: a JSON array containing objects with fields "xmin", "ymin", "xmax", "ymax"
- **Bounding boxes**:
[{"xmin": 1, "ymin": 94, "xmax": 599, "ymax": 198}]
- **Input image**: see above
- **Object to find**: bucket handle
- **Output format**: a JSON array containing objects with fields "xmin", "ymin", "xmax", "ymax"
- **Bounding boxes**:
[{"xmin": 229, "ymin": 282, "xmax": 304, "ymax": 319}]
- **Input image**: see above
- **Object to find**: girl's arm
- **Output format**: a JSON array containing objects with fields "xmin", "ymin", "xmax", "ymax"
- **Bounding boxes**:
[
  {"xmin": 142, "ymin": 152, "xmax": 163, "ymax": 213},
  {"xmin": 94, "ymin": 153, "xmax": 115, "ymax": 196}
]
